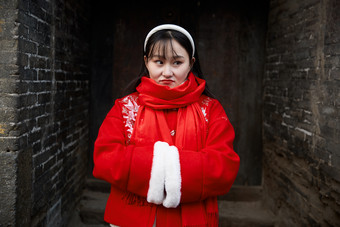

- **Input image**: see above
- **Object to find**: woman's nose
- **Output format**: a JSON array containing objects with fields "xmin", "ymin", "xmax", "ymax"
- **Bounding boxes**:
[{"xmin": 162, "ymin": 64, "xmax": 173, "ymax": 77}]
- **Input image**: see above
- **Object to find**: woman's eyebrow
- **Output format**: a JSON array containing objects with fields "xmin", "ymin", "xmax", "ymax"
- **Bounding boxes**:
[
  {"xmin": 173, "ymin": 55, "xmax": 185, "ymax": 59},
  {"xmin": 151, "ymin": 55, "xmax": 165, "ymax": 58},
  {"xmin": 151, "ymin": 55, "xmax": 185, "ymax": 59}
]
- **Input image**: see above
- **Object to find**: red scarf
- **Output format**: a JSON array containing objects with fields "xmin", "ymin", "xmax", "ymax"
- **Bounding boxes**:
[
  {"xmin": 134, "ymin": 72, "xmax": 218, "ymax": 227},
  {"xmin": 137, "ymin": 72, "xmax": 205, "ymax": 109}
]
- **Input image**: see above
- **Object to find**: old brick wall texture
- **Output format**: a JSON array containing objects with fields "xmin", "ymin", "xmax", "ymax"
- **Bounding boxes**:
[
  {"xmin": 0, "ymin": 0, "xmax": 90, "ymax": 226},
  {"xmin": 263, "ymin": 0, "xmax": 340, "ymax": 225}
]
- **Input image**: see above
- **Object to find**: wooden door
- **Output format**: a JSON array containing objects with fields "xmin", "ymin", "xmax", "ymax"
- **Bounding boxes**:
[{"xmin": 91, "ymin": 0, "xmax": 268, "ymax": 185}]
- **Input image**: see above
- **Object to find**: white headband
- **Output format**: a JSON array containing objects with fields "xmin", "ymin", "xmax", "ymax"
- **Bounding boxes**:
[{"xmin": 144, "ymin": 24, "xmax": 195, "ymax": 57}]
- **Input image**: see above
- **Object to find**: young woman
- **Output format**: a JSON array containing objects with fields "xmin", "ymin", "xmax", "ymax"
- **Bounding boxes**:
[{"xmin": 93, "ymin": 24, "xmax": 240, "ymax": 227}]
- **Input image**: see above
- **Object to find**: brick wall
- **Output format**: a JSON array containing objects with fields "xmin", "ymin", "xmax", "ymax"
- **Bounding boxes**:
[
  {"xmin": 0, "ymin": 0, "xmax": 90, "ymax": 226},
  {"xmin": 263, "ymin": 0, "xmax": 340, "ymax": 225},
  {"xmin": 0, "ymin": 0, "xmax": 22, "ymax": 225}
]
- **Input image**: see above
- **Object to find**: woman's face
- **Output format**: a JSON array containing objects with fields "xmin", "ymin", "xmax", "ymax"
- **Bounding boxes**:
[{"xmin": 144, "ymin": 40, "xmax": 194, "ymax": 88}]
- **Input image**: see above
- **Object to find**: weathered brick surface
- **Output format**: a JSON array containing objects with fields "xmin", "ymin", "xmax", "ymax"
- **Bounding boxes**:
[
  {"xmin": 263, "ymin": 0, "xmax": 340, "ymax": 225},
  {"xmin": 0, "ymin": 0, "xmax": 22, "ymax": 226},
  {"xmin": 0, "ymin": 0, "xmax": 90, "ymax": 226}
]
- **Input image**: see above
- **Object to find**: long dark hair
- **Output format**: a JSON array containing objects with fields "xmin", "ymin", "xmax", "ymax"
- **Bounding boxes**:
[{"xmin": 122, "ymin": 28, "xmax": 215, "ymax": 98}]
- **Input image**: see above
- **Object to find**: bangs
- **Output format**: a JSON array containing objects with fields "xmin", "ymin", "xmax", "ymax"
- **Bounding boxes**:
[{"xmin": 147, "ymin": 39, "xmax": 180, "ymax": 60}]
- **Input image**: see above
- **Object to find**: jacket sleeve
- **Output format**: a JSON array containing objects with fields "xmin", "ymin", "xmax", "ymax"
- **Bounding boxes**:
[
  {"xmin": 92, "ymin": 99, "xmax": 153, "ymax": 198},
  {"xmin": 180, "ymin": 100, "xmax": 240, "ymax": 203}
]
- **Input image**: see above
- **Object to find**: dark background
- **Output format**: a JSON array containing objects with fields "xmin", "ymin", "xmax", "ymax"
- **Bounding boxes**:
[{"xmin": 90, "ymin": 0, "xmax": 269, "ymax": 186}]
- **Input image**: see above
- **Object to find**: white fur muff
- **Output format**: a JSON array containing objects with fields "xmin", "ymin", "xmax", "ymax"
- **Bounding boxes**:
[{"xmin": 147, "ymin": 141, "xmax": 182, "ymax": 208}]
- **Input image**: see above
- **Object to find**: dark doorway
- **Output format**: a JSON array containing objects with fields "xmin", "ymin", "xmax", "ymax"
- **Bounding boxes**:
[{"xmin": 90, "ymin": 0, "xmax": 268, "ymax": 186}]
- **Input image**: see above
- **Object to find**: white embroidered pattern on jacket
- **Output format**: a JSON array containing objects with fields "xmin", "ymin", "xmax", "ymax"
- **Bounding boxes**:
[
  {"xmin": 121, "ymin": 94, "xmax": 139, "ymax": 143},
  {"xmin": 200, "ymin": 97, "xmax": 212, "ymax": 122}
]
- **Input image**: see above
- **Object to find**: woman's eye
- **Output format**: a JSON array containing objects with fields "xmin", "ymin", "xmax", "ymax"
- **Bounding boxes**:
[
  {"xmin": 155, "ymin": 60, "xmax": 163, "ymax": 64},
  {"xmin": 174, "ymin": 61, "xmax": 182, "ymax": 65}
]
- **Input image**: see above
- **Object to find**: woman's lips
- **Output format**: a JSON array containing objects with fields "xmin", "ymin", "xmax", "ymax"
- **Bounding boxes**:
[{"xmin": 159, "ymin": 79, "xmax": 175, "ymax": 85}]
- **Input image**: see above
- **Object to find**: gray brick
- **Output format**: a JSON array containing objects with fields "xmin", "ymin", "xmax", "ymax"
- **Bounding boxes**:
[
  {"xmin": 1, "ymin": 0, "xmax": 90, "ymax": 225},
  {"xmin": 263, "ymin": 0, "xmax": 340, "ymax": 225}
]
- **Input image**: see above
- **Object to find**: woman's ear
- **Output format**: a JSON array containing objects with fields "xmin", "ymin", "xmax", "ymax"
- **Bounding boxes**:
[
  {"xmin": 190, "ymin": 57, "xmax": 196, "ymax": 68},
  {"xmin": 144, "ymin": 55, "xmax": 150, "ymax": 76},
  {"xmin": 144, "ymin": 55, "xmax": 148, "ymax": 66}
]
